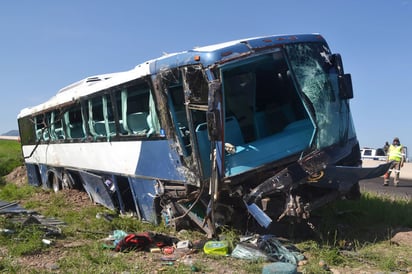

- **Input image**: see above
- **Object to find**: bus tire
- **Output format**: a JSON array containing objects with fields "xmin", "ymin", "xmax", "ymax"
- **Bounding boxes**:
[
  {"xmin": 52, "ymin": 173, "xmax": 62, "ymax": 193},
  {"xmin": 62, "ymin": 172, "xmax": 76, "ymax": 189}
]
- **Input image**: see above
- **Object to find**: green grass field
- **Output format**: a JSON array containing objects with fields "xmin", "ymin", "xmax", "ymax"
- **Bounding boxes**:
[{"xmin": 0, "ymin": 140, "xmax": 23, "ymax": 178}]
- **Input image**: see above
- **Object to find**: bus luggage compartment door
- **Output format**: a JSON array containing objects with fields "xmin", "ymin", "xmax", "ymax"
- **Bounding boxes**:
[
  {"xmin": 78, "ymin": 171, "xmax": 116, "ymax": 211},
  {"xmin": 128, "ymin": 178, "xmax": 158, "ymax": 224}
]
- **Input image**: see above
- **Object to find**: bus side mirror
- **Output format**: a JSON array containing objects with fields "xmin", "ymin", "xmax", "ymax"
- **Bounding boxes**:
[
  {"xmin": 206, "ymin": 110, "xmax": 222, "ymax": 141},
  {"xmin": 338, "ymin": 73, "xmax": 353, "ymax": 99},
  {"xmin": 332, "ymin": 53, "xmax": 344, "ymax": 75},
  {"xmin": 332, "ymin": 54, "xmax": 353, "ymax": 99}
]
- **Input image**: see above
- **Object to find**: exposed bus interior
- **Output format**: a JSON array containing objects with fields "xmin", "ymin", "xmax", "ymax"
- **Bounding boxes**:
[
  {"xmin": 30, "ymin": 81, "xmax": 162, "ymax": 144},
  {"xmin": 191, "ymin": 52, "xmax": 315, "ymax": 179},
  {"xmin": 222, "ymin": 53, "xmax": 314, "ymax": 177}
]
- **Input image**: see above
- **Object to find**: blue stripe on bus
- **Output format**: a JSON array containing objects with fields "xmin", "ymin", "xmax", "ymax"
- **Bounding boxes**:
[{"xmin": 135, "ymin": 140, "xmax": 185, "ymax": 181}]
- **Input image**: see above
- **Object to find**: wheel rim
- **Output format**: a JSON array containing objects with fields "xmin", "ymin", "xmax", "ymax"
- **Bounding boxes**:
[
  {"xmin": 62, "ymin": 172, "xmax": 75, "ymax": 189},
  {"xmin": 52, "ymin": 174, "xmax": 61, "ymax": 192}
]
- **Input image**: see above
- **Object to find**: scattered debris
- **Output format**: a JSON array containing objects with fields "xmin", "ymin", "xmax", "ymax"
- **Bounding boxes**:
[
  {"xmin": 203, "ymin": 240, "xmax": 229, "ymax": 255},
  {"xmin": 262, "ymin": 261, "xmax": 297, "ymax": 274},
  {"xmin": 0, "ymin": 199, "xmax": 65, "ymax": 239},
  {"xmin": 102, "ymin": 228, "xmax": 304, "ymax": 273}
]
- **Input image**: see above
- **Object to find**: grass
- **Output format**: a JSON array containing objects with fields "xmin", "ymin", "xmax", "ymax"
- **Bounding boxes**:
[
  {"xmin": 0, "ymin": 139, "xmax": 411, "ymax": 273},
  {"xmin": 295, "ymin": 194, "xmax": 412, "ymax": 273},
  {"xmin": 0, "ymin": 139, "xmax": 23, "ymax": 179}
]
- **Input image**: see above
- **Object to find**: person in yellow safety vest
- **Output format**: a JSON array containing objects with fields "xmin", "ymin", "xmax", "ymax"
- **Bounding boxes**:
[{"xmin": 383, "ymin": 137, "xmax": 406, "ymax": 186}]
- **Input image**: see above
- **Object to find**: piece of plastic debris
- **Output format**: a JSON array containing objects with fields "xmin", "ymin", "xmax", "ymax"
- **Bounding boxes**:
[
  {"xmin": 112, "ymin": 230, "xmax": 128, "ymax": 240},
  {"xmin": 231, "ymin": 242, "xmax": 269, "ymax": 261},
  {"xmin": 261, "ymin": 262, "xmax": 297, "ymax": 274},
  {"xmin": 176, "ymin": 240, "xmax": 192, "ymax": 249},
  {"xmin": 150, "ymin": 247, "xmax": 161, "ymax": 253},
  {"xmin": 257, "ymin": 235, "xmax": 302, "ymax": 265},
  {"xmin": 42, "ymin": 239, "xmax": 52, "ymax": 245},
  {"xmin": 162, "ymin": 246, "xmax": 174, "ymax": 255},
  {"xmin": 203, "ymin": 240, "xmax": 229, "ymax": 255},
  {"xmin": 0, "ymin": 228, "xmax": 14, "ymax": 234}
]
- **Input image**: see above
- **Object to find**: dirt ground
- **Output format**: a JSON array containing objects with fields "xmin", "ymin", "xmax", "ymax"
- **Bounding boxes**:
[
  {"xmin": 4, "ymin": 165, "xmax": 91, "ymax": 210},
  {"xmin": 3, "ymin": 166, "xmax": 412, "ymax": 273}
]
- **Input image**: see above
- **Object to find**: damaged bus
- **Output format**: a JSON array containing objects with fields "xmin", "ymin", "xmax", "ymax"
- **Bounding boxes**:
[{"xmin": 18, "ymin": 34, "xmax": 390, "ymax": 237}]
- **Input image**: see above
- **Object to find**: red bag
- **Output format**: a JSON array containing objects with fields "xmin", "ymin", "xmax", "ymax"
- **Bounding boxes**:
[{"xmin": 115, "ymin": 232, "xmax": 153, "ymax": 252}]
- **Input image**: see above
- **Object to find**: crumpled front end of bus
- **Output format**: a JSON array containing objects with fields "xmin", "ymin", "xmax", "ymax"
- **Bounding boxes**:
[
  {"xmin": 158, "ymin": 141, "xmax": 391, "ymax": 237},
  {"xmin": 240, "ymin": 145, "xmax": 392, "ymax": 229}
]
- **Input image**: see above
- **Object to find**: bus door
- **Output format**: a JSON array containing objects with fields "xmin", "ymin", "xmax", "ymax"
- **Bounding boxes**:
[{"xmin": 181, "ymin": 66, "xmax": 224, "ymax": 182}]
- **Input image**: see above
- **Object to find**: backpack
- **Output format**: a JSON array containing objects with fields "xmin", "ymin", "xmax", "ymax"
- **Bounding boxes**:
[{"xmin": 114, "ymin": 232, "xmax": 153, "ymax": 252}]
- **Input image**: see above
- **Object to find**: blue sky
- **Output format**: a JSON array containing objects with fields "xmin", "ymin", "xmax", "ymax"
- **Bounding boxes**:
[{"xmin": 1, "ymin": 1, "xmax": 411, "ymax": 149}]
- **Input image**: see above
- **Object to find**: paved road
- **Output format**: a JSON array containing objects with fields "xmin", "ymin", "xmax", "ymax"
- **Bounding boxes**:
[
  {"xmin": 359, "ymin": 159, "xmax": 412, "ymax": 200},
  {"xmin": 360, "ymin": 177, "xmax": 412, "ymax": 200}
]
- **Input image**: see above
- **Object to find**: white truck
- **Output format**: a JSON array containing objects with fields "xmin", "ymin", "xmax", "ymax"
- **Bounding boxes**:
[{"xmin": 360, "ymin": 148, "xmax": 387, "ymax": 161}]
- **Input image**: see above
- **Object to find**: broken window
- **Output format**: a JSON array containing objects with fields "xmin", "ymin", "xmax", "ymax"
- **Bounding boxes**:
[
  {"xmin": 34, "ymin": 114, "xmax": 47, "ymax": 141},
  {"xmin": 63, "ymin": 104, "xmax": 86, "ymax": 139},
  {"xmin": 285, "ymin": 43, "xmax": 356, "ymax": 148},
  {"xmin": 115, "ymin": 83, "xmax": 161, "ymax": 137},
  {"xmin": 88, "ymin": 96, "xmax": 114, "ymax": 138}
]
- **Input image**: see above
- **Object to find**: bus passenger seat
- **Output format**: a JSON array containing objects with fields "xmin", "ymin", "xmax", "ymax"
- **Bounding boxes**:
[
  {"xmin": 127, "ymin": 112, "xmax": 148, "ymax": 134},
  {"xmin": 70, "ymin": 123, "xmax": 85, "ymax": 138},
  {"xmin": 195, "ymin": 123, "xmax": 211, "ymax": 178},
  {"xmin": 94, "ymin": 122, "xmax": 106, "ymax": 136},
  {"xmin": 55, "ymin": 127, "xmax": 65, "ymax": 139},
  {"xmin": 225, "ymin": 116, "xmax": 244, "ymax": 145}
]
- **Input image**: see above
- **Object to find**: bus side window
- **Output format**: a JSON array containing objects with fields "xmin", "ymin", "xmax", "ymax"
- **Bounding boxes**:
[
  {"xmin": 118, "ymin": 83, "xmax": 159, "ymax": 137},
  {"xmin": 88, "ymin": 96, "xmax": 116, "ymax": 139},
  {"xmin": 35, "ymin": 114, "xmax": 46, "ymax": 141},
  {"xmin": 54, "ymin": 113, "xmax": 66, "ymax": 140},
  {"xmin": 103, "ymin": 95, "xmax": 117, "ymax": 136},
  {"xmin": 50, "ymin": 111, "xmax": 66, "ymax": 140},
  {"xmin": 64, "ymin": 106, "xmax": 85, "ymax": 139}
]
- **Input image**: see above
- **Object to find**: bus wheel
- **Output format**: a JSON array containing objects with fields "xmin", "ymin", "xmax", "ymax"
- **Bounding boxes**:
[
  {"xmin": 52, "ymin": 173, "xmax": 62, "ymax": 193},
  {"xmin": 62, "ymin": 172, "xmax": 75, "ymax": 189}
]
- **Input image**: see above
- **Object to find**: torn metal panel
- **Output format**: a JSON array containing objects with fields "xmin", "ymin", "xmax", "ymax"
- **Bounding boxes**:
[
  {"xmin": 0, "ymin": 201, "xmax": 34, "ymax": 214},
  {"xmin": 0, "ymin": 200, "xmax": 65, "ymax": 227},
  {"xmin": 78, "ymin": 171, "xmax": 116, "ymax": 211},
  {"xmin": 38, "ymin": 164, "xmax": 49, "ymax": 189},
  {"xmin": 128, "ymin": 177, "xmax": 158, "ymax": 224},
  {"xmin": 25, "ymin": 163, "xmax": 42, "ymax": 187}
]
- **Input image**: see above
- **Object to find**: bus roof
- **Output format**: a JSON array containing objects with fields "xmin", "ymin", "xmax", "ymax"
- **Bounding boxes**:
[
  {"xmin": 18, "ymin": 62, "xmax": 152, "ymax": 118},
  {"xmin": 18, "ymin": 33, "xmax": 325, "ymax": 118}
]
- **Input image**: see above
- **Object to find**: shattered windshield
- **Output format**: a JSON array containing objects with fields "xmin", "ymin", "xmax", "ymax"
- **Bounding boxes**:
[{"xmin": 285, "ymin": 43, "xmax": 355, "ymax": 148}]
